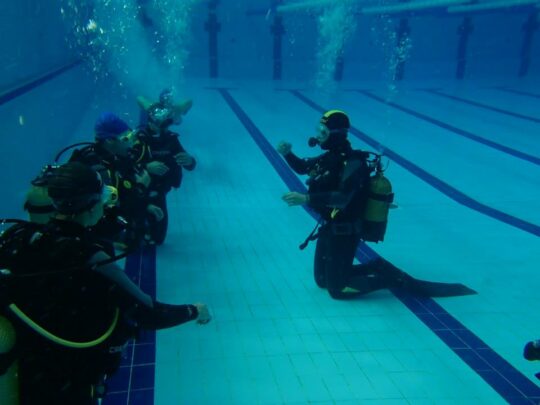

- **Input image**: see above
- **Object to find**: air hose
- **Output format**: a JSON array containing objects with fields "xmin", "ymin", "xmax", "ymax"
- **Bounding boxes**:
[{"xmin": 7, "ymin": 305, "xmax": 119, "ymax": 349}]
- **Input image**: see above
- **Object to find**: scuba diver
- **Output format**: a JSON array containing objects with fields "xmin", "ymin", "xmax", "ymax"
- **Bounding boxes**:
[
  {"xmin": 132, "ymin": 89, "xmax": 196, "ymax": 244},
  {"xmin": 66, "ymin": 112, "xmax": 163, "ymax": 248},
  {"xmin": 0, "ymin": 162, "xmax": 210, "ymax": 405},
  {"xmin": 277, "ymin": 110, "xmax": 476, "ymax": 300}
]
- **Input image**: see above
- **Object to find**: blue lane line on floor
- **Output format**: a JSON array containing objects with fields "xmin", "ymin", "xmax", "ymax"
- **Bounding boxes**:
[
  {"xmin": 423, "ymin": 89, "xmax": 540, "ymax": 124},
  {"xmin": 494, "ymin": 87, "xmax": 540, "ymax": 100},
  {"xmin": 394, "ymin": 290, "xmax": 540, "ymax": 404},
  {"xmin": 357, "ymin": 90, "xmax": 540, "ymax": 166},
  {"xmin": 103, "ymin": 246, "xmax": 157, "ymax": 405},
  {"xmin": 0, "ymin": 60, "xmax": 82, "ymax": 106},
  {"xmin": 218, "ymin": 88, "xmax": 540, "ymax": 404},
  {"xmin": 291, "ymin": 90, "xmax": 540, "ymax": 238}
]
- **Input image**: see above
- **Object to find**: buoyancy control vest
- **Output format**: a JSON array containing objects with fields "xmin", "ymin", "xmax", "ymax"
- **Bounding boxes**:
[
  {"xmin": 327, "ymin": 151, "xmax": 394, "ymax": 242},
  {"xmin": 0, "ymin": 219, "xmax": 122, "ymax": 403},
  {"xmin": 300, "ymin": 149, "xmax": 394, "ymax": 248},
  {"xmin": 0, "ymin": 219, "xmax": 128, "ymax": 354},
  {"xmin": 0, "ymin": 220, "xmax": 118, "ymax": 336}
]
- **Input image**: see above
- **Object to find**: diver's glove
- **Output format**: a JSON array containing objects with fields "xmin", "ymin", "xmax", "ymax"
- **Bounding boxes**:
[
  {"xmin": 276, "ymin": 141, "xmax": 292, "ymax": 155},
  {"xmin": 134, "ymin": 301, "xmax": 210, "ymax": 330},
  {"xmin": 146, "ymin": 161, "xmax": 169, "ymax": 176}
]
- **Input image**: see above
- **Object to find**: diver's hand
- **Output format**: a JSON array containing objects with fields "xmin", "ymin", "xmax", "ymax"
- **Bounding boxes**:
[
  {"xmin": 137, "ymin": 95, "xmax": 153, "ymax": 111},
  {"xmin": 174, "ymin": 152, "xmax": 194, "ymax": 167},
  {"xmin": 135, "ymin": 170, "xmax": 151, "ymax": 188},
  {"xmin": 147, "ymin": 204, "xmax": 164, "ymax": 221},
  {"xmin": 194, "ymin": 303, "xmax": 211, "ymax": 325},
  {"xmin": 276, "ymin": 141, "xmax": 292, "ymax": 155},
  {"xmin": 146, "ymin": 161, "xmax": 169, "ymax": 176},
  {"xmin": 282, "ymin": 192, "xmax": 309, "ymax": 206}
]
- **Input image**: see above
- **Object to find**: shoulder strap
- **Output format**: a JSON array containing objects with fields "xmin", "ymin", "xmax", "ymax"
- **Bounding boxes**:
[
  {"xmin": 342, "ymin": 151, "xmax": 370, "ymax": 181},
  {"xmin": 0, "ymin": 219, "xmax": 131, "ymax": 277}
]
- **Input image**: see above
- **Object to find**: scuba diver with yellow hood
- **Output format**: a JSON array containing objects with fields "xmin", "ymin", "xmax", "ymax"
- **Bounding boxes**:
[{"xmin": 277, "ymin": 110, "xmax": 476, "ymax": 300}]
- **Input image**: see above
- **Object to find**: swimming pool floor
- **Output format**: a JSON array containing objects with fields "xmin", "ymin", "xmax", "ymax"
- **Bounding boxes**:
[{"xmin": 53, "ymin": 78, "xmax": 540, "ymax": 405}]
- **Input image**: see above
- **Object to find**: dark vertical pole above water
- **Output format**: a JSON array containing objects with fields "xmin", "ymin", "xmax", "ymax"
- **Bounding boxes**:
[
  {"xmin": 519, "ymin": 10, "xmax": 538, "ymax": 77},
  {"xmin": 456, "ymin": 16, "xmax": 474, "ymax": 80},
  {"xmin": 271, "ymin": 1, "xmax": 285, "ymax": 80},
  {"xmin": 394, "ymin": 18, "xmax": 410, "ymax": 81},
  {"xmin": 205, "ymin": 0, "xmax": 221, "ymax": 78},
  {"xmin": 334, "ymin": 50, "xmax": 344, "ymax": 81}
]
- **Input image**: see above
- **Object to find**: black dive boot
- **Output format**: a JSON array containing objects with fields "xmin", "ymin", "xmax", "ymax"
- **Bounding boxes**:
[{"xmin": 345, "ymin": 258, "xmax": 394, "ymax": 295}]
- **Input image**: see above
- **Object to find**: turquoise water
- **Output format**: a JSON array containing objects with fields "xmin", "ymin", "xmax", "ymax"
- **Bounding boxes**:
[{"xmin": 1, "ymin": 1, "xmax": 540, "ymax": 404}]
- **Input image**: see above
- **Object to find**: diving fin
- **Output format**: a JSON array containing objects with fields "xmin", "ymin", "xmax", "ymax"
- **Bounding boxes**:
[
  {"xmin": 398, "ymin": 277, "xmax": 477, "ymax": 297},
  {"xmin": 378, "ymin": 259, "xmax": 477, "ymax": 298}
]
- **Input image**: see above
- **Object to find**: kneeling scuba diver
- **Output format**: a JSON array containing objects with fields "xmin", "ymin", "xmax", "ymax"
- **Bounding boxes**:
[
  {"xmin": 0, "ymin": 162, "xmax": 210, "ymax": 405},
  {"xmin": 277, "ymin": 110, "xmax": 476, "ymax": 300}
]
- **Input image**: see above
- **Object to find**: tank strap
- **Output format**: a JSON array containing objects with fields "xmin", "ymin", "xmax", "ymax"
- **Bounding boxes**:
[{"xmin": 369, "ymin": 191, "xmax": 394, "ymax": 203}]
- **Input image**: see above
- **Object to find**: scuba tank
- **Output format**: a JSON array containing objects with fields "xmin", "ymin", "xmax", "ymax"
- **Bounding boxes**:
[
  {"xmin": 362, "ymin": 154, "xmax": 394, "ymax": 243},
  {"xmin": 23, "ymin": 165, "xmax": 58, "ymax": 224}
]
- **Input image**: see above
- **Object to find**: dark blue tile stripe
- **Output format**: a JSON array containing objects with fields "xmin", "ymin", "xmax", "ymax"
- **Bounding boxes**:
[
  {"xmin": 494, "ymin": 87, "xmax": 540, "ymax": 100},
  {"xmin": 0, "ymin": 60, "xmax": 82, "ymax": 106},
  {"xmin": 218, "ymin": 89, "xmax": 313, "ymax": 197},
  {"xmin": 290, "ymin": 90, "xmax": 540, "ymax": 238},
  {"xmin": 218, "ymin": 88, "xmax": 540, "ymax": 404},
  {"xmin": 357, "ymin": 90, "xmax": 540, "ymax": 166},
  {"xmin": 103, "ymin": 247, "xmax": 157, "ymax": 405},
  {"xmin": 424, "ymin": 89, "xmax": 540, "ymax": 124},
  {"xmin": 395, "ymin": 291, "xmax": 539, "ymax": 403}
]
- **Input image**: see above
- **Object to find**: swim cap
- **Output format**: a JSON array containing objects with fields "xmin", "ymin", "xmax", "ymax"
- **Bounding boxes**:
[
  {"xmin": 47, "ymin": 162, "xmax": 103, "ymax": 215},
  {"xmin": 94, "ymin": 112, "xmax": 130, "ymax": 140},
  {"xmin": 320, "ymin": 110, "xmax": 350, "ymax": 132}
]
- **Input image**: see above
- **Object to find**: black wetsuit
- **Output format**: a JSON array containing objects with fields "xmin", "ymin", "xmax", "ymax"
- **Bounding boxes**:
[
  {"xmin": 285, "ymin": 140, "xmax": 393, "ymax": 299},
  {"xmin": 133, "ymin": 127, "xmax": 196, "ymax": 244},
  {"xmin": 0, "ymin": 219, "xmax": 198, "ymax": 404},
  {"xmin": 69, "ymin": 143, "xmax": 151, "ymax": 246}
]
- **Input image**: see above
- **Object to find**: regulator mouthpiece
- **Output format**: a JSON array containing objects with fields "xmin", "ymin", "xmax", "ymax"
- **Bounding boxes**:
[{"xmin": 308, "ymin": 137, "xmax": 319, "ymax": 147}]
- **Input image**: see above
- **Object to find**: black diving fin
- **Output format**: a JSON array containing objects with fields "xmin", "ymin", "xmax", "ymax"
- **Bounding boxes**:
[
  {"xmin": 379, "ymin": 259, "xmax": 477, "ymax": 298},
  {"xmin": 398, "ymin": 277, "xmax": 477, "ymax": 297}
]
